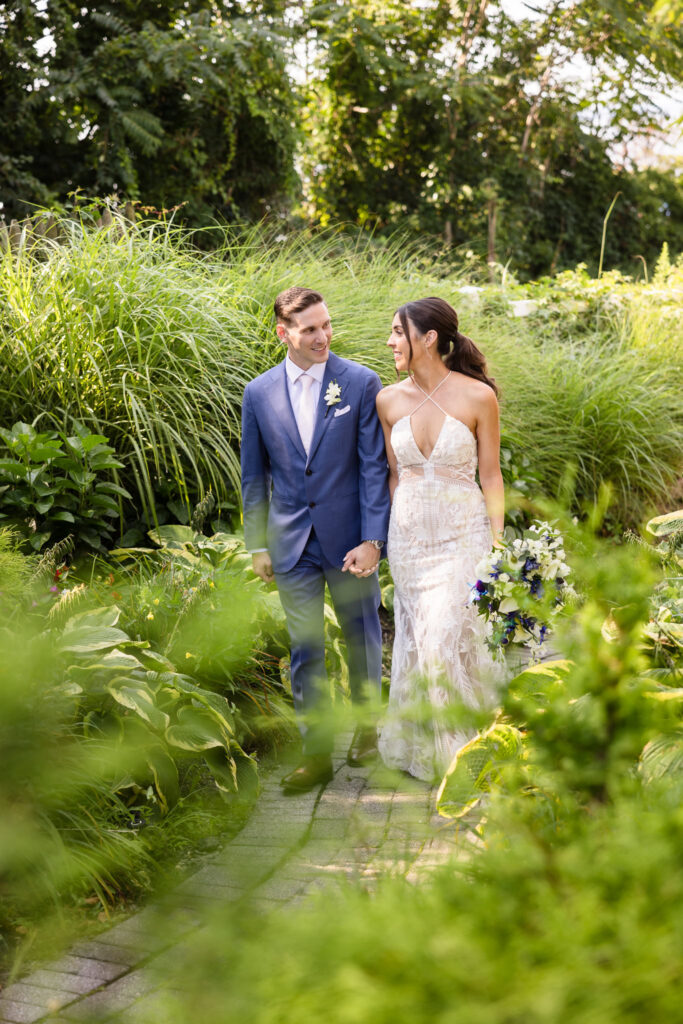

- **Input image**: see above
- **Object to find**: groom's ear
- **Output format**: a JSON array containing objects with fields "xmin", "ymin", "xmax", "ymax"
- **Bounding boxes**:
[{"xmin": 276, "ymin": 323, "xmax": 287, "ymax": 343}]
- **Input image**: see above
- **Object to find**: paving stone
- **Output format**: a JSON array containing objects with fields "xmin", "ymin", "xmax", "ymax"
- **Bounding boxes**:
[
  {"xmin": 96, "ymin": 923, "xmax": 168, "ymax": 955},
  {"xmin": 212, "ymin": 845, "xmax": 285, "ymax": 883},
  {"xmin": 45, "ymin": 958, "xmax": 127, "ymax": 984},
  {"xmin": 251, "ymin": 876, "xmax": 306, "ymax": 901},
  {"xmin": 325, "ymin": 774, "xmax": 366, "ymax": 798},
  {"xmin": 68, "ymin": 942, "xmax": 143, "ymax": 968},
  {"xmin": 58, "ymin": 972, "xmax": 159, "ymax": 1020},
  {"xmin": 222, "ymin": 824, "xmax": 305, "ymax": 848},
  {"xmin": 309, "ymin": 818, "xmax": 349, "ymax": 840},
  {"xmin": 315, "ymin": 791, "xmax": 361, "ymax": 818},
  {"xmin": 18, "ymin": 971, "xmax": 102, "ymax": 998},
  {"xmin": 175, "ymin": 880, "xmax": 243, "ymax": 903},
  {"xmin": 177, "ymin": 864, "xmax": 248, "ymax": 891},
  {"xmin": 295, "ymin": 840, "xmax": 343, "ymax": 867},
  {"xmin": 0, "ymin": 999, "xmax": 47, "ymax": 1023},
  {"xmin": 111, "ymin": 990, "xmax": 181, "ymax": 1024},
  {"xmin": 0, "ymin": 984, "xmax": 73, "ymax": 1012}
]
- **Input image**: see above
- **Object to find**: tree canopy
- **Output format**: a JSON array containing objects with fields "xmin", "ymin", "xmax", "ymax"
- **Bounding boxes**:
[{"xmin": 1, "ymin": 0, "xmax": 681, "ymax": 276}]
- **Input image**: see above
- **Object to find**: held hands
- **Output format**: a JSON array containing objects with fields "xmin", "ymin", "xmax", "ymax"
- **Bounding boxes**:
[
  {"xmin": 252, "ymin": 551, "xmax": 275, "ymax": 583},
  {"xmin": 342, "ymin": 541, "xmax": 380, "ymax": 577}
]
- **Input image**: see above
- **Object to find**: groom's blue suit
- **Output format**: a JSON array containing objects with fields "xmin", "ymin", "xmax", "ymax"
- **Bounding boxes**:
[{"xmin": 241, "ymin": 351, "xmax": 390, "ymax": 755}]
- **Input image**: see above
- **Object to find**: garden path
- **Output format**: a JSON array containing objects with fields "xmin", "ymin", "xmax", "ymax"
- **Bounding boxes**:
[{"xmin": 0, "ymin": 732, "xmax": 473, "ymax": 1024}]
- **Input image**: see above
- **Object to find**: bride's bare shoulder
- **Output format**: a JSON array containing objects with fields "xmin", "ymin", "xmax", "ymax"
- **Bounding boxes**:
[{"xmin": 376, "ymin": 379, "xmax": 410, "ymax": 412}]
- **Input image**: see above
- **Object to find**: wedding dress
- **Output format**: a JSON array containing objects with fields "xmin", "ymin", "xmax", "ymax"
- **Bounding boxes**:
[{"xmin": 378, "ymin": 374, "xmax": 504, "ymax": 782}]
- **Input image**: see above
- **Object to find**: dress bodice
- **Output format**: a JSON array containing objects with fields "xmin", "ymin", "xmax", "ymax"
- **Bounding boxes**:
[{"xmin": 391, "ymin": 415, "xmax": 478, "ymax": 484}]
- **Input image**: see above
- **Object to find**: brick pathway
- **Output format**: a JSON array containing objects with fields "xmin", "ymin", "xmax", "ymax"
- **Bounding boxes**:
[{"xmin": 0, "ymin": 732, "xmax": 471, "ymax": 1024}]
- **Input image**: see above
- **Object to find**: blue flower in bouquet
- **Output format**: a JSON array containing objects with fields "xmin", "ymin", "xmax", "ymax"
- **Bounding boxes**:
[{"xmin": 470, "ymin": 520, "xmax": 574, "ymax": 654}]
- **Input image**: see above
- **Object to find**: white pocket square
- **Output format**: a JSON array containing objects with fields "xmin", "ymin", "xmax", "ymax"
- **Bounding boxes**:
[{"xmin": 334, "ymin": 404, "xmax": 351, "ymax": 417}]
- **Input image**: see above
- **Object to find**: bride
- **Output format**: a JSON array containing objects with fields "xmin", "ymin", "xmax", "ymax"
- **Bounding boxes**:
[{"xmin": 376, "ymin": 296, "xmax": 505, "ymax": 783}]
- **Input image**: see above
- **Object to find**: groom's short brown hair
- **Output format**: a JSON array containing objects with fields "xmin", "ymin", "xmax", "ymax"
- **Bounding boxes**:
[{"xmin": 274, "ymin": 287, "xmax": 325, "ymax": 325}]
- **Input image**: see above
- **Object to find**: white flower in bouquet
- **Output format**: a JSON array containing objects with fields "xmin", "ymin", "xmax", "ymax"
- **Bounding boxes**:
[{"xmin": 469, "ymin": 521, "xmax": 574, "ymax": 653}]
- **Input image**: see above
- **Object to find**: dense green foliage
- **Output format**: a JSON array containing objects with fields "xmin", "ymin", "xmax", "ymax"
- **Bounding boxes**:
[
  {"xmin": 107, "ymin": 527, "xmax": 683, "ymax": 1024},
  {"xmin": 0, "ymin": 1, "xmax": 297, "ymax": 225},
  {"xmin": 300, "ymin": 0, "xmax": 683, "ymax": 277},
  {"xmin": 2, "ymin": 1, "xmax": 681, "ymax": 276},
  {"xmin": 1, "ymin": 221, "xmax": 681, "ymax": 538},
  {"xmin": 0, "ymin": 420, "xmax": 131, "ymax": 552},
  {"xmin": 0, "ymin": 522, "xmax": 293, "ymax": 968}
]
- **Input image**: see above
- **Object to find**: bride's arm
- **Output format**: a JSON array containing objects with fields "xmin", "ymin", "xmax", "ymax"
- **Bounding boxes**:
[
  {"xmin": 376, "ymin": 390, "xmax": 400, "ymax": 502},
  {"xmin": 475, "ymin": 387, "xmax": 505, "ymax": 544}
]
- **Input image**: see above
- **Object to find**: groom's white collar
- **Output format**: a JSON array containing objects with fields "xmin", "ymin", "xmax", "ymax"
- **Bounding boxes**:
[{"xmin": 285, "ymin": 355, "xmax": 327, "ymax": 385}]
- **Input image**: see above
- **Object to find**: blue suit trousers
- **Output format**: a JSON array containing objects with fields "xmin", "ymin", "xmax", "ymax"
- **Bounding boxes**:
[{"xmin": 274, "ymin": 529, "xmax": 382, "ymax": 757}]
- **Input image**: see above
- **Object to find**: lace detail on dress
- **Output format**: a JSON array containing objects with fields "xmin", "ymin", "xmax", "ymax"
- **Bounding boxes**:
[{"xmin": 378, "ymin": 412, "xmax": 505, "ymax": 783}]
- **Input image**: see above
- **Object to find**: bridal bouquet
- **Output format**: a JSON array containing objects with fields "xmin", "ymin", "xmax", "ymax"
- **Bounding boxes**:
[{"xmin": 470, "ymin": 521, "xmax": 574, "ymax": 652}]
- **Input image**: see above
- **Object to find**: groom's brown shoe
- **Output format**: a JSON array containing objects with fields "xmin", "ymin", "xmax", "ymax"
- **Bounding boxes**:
[
  {"xmin": 346, "ymin": 726, "xmax": 378, "ymax": 767},
  {"xmin": 280, "ymin": 755, "xmax": 334, "ymax": 794}
]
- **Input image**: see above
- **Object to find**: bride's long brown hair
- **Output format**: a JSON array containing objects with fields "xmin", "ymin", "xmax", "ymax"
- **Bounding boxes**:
[{"xmin": 397, "ymin": 296, "xmax": 498, "ymax": 395}]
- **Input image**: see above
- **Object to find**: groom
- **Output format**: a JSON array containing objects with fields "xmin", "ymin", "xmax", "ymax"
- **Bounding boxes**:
[{"xmin": 241, "ymin": 287, "xmax": 390, "ymax": 792}]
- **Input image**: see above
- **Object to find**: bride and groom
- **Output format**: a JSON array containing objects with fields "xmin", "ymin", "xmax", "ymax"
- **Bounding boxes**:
[{"xmin": 240, "ymin": 287, "xmax": 504, "ymax": 791}]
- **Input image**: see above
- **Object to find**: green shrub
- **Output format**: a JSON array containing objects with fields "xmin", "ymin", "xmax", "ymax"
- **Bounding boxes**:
[{"xmin": 0, "ymin": 420, "xmax": 130, "ymax": 551}]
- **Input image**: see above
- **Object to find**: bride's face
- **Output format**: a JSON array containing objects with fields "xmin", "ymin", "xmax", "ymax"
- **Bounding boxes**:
[{"xmin": 387, "ymin": 315, "xmax": 413, "ymax": 372}]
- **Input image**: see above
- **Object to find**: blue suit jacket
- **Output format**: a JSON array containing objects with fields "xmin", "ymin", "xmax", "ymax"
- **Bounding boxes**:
[{"xmin": 241, "ymin": 352, "xmax": 390, "ymax": 573}]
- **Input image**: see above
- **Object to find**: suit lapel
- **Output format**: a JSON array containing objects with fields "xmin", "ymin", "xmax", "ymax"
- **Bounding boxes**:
[
  {"xmin": 307, "ymin": 353, "xmax": 348, "ymax": 466},
  {"xmin": 266, "ymin": 361, "xmax": 307, "ymax": 460}
]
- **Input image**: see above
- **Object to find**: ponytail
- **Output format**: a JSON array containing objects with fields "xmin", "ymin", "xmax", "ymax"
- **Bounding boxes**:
[{"xmin": 397, "ymin": 297, "xmax": 498, "ymax": 395}]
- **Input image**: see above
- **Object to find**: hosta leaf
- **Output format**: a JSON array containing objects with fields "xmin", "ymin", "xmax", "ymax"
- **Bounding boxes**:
[
  {"xmin": 646, "ymin": 509, "xmax": 683, "ymax": 538},
  {"xmin": 107, "ymin": 677, "xmax": 170, "ymax": 732},
  {"xmin": 644, "ymin": 687, "xmax": 683, "ymax": 702},
  {"xmin": 148, "ymin": 525, "xmax": 201, "ymax": 549},
  {"xmin": 146, "ymin": 745, "xmax": 180, "ymax": 813},
  {"xmin": 68, "ymin": 650, "xmax": 143, "ymax": 674},
  {"xmin": 508, "ymin": 659, "xmax": 572, "ymax": 704},
  {"xmin": 166, "ymin": 706, "xmax": 231, "ymax": 752},
  {"xmin": 59, "ymin": 626, "xmax": 130, "ymax": 653},
  {"xmin": 640, "ymin": 730, "xmax": 683, "ymax": 782},
  {"xmin": 204, "ymin": 745, "xmax": 238, "ymax": 794},
  {"xmin": 63, "ymin": 605, "xmax": 121, "ymax": 631},
  {"xmin": 171, "ymin": 677, "xmax": 235, "ymax": 733},
  {"xmin": 134, "ymin": 648, "xmax": 178, "ymax": 672},
  {"xmin": 437, "ymin": 723, "xmax": 525, "ymax": 819}
]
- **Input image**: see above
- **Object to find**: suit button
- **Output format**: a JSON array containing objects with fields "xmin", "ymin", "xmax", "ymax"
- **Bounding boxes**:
[
  {"xmin": 309, "ymin": 501, "xmax": 316, "ymax": 508},
  {"xmin": 305, "ymin": 468, "xmax": 312, "ymax": 476}
]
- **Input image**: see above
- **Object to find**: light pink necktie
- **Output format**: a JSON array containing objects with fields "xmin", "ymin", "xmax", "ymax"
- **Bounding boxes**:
[{"xmin": 298, "ymin": 373, "xmax": 316, "ymax": 454}]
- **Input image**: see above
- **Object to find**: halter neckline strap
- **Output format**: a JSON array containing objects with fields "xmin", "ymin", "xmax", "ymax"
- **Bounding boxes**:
[{"xmin": 409, "ymin": 370, "xmax": 452, "ymax": 416}]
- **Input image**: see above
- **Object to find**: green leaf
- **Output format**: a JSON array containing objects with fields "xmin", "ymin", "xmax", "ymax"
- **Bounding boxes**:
[
  {"xmin": 148, "ymin": 525, "xmax": 202, "ymax": 548},
  {"xmin": 49, "ymin": 510, "xmax": 76, "ymax": 523},
  {"xmin": 640, "ymin": 730, "xmax": 683, "ymax": 783},
  {"xmin": 646, "ymin": 509, "xmax": 683, "ymax": 538},
  {"xmin": 63, "ymin": 605, "xmax": 122, "ymax": 630},
  {"xmin": 146, "ymin": 745, "xmax": 180, "ymax": 813},
  {"xmin": 436, "ymin": 723, "xmax": 525, "ymax": 819},
  {"xmin": 59, "ymin": 626, "xmax": 130, "ymax": 653},
  {"xmin": 166, "ymin": 705, "xmax": 231, "ymax": 751},
  {"xmin": 29, "ymin": 531, "xmax": 52, "ymax": 551},
  {"xmin": 107, "ymin": 677, "xmax": 170, "ymax": 732}
]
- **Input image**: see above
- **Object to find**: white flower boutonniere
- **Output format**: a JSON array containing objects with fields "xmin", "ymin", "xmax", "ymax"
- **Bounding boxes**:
[{"xmin": 324, "ymin": 380, "xmax": 342, "ymax": 417}]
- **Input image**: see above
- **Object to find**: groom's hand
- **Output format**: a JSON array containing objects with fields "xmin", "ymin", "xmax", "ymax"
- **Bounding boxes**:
[
  {"xmin": 252, "ymin": 551, "xmax": 275, "ymax": 583},
  {"xmin": 342, "ymin": 542, "xmax": 379, "ymax": 577}
]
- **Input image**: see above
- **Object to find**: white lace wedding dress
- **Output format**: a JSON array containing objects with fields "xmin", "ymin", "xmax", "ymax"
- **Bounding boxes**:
[{"xmin": 378, "ymin": 377, "xmax": 505, "ymax": 782}]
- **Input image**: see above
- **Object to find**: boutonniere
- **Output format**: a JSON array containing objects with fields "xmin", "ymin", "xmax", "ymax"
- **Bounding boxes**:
[{"xmin": 324, "ymin": 380, "xmax": 342, "ymax": 417}]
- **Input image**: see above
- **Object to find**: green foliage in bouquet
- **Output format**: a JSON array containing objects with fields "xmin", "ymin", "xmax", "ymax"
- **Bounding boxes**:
[{"xmin": 470, "ymin": 521, "xmax": 574, "ymax": 653}]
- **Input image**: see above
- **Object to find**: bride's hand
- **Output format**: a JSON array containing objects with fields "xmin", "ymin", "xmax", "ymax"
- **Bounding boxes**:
[{"xmin": 342, "ymin": 542, "xmax": 380, "ymax": 576}]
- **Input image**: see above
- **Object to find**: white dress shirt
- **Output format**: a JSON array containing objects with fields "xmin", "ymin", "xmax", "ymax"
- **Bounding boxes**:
[
  {"xmin": 285, "ymin": 355, "xmax": 326, "ymax": 438},
  {"xmin": 248, "ymin": 356, "xmax": 327, "ymax": 554}
]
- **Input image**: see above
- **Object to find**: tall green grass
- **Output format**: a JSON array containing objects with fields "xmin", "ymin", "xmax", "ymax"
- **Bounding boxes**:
[{"xmin": 1, "ymin": 219, "xmax": 680, "ymax": 528}]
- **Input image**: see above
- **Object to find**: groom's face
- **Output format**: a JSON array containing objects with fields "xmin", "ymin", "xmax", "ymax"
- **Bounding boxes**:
[{"xmin": 278, "ymin": 302, "xmax": 332, "ymax": 370}]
